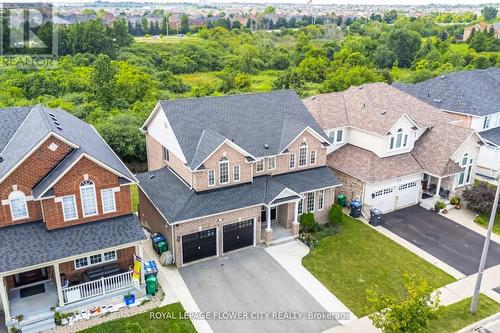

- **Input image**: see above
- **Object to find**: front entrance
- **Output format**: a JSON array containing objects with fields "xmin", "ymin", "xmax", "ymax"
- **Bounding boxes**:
[
  {"xmin": 223, "ymin": 219, "xmax": 254, "ymax": 253},
  {"xmin": 14, "ymin": 268, "xmax": 47, "ymax": 287},
  {"xmin": 182, "ymin": 229, "xmax": 217, "ymax": 264},
  {"xmin": 261, "ymin": 206, "xmax": 277, "ymax": 227}
]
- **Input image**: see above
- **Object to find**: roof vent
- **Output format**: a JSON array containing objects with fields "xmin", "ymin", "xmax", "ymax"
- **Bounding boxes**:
[
  {"xmin": 56, "ymin": 125, "xmax": 63, "ymax": 131},
  {"xmin": 433, "ymin": 99, "xmax": 442, "ymax": 103},
  {"xmin": 264, "ymin": 144, "xmax": 270, "ymax": 149},
  {"xmin": 311, "ymin": 96, "xmax": 316, "ymax": 100},
  {"xmin": 149, "ymin": 174, "xmax": 155, "ymax": 179},
  {"xmin": 54, "ymin": 122, "xmax": 60, "ymax": 126},
  {"xmin": 381, "ymin": 111, "xmax": 387, "ymax": 115},
  {"xmin": 427, "ymin": 92, "xmax": 430, "ymax": 98},
  {"xmin": 0, "ymin": 157, "xmax": 3, "ymax": 163},
  {"xmin": 49, "ymin": 113, "xmax": 55, "ymax": 117},
  {"xmin": 440, "ymin": 75, "xmax": 446, "ymax": 79}
]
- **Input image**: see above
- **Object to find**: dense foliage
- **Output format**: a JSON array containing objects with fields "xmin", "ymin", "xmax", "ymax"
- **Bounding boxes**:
[{"xmin": 462, "ymin": 181, "xmax": 498, "ymax": 214}]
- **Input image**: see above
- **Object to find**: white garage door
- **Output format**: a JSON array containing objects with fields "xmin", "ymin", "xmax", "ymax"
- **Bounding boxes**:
[
  {"xmin": 396, "ymin": 181, "xmax": 419, "ymax": 209},
  {"xmin": 371, "ymin": 187, "xmax": 395, "ymax": 213}
]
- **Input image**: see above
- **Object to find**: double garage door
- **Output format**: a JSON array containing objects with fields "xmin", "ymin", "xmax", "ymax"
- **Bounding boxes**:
[
  {"xmin": 181, "ymin": 219, "xmax": 254, "ymax": 265},
  {"xmin": 371, "ymin": 181, "xmax": 419, "ymax": 213}
]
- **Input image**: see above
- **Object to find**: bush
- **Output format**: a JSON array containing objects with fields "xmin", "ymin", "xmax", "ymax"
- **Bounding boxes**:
[
  {"xmin": 462, "ymin": 181, "xmax": 497, "ymax": 214},
  {"xmin": 435, "ymin": 201, "xmax": 446, "ymax": 211},
  {"xmin": 300, "ymin": 212, "xmax": 319, "ymax": 233},
  {"xmin": 450, "ymin": 196, "xmax": 460, "ymax": 206},
  {"xmin": 328, "ymin": 204, "xmax": 343, "ymax": 226}
]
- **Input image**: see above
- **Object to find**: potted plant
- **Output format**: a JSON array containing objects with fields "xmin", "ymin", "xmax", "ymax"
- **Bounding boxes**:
[
  {"xmin": 434, "ymin": 200, "xmax": 446, "ymax": 213},
  {"xmin": 54, "ymin": 312, "xmax": 62, "ymax": 326},
  {"xmin": 450, "ymin": 196, "xmax": 461, "ymax": 209},
  {"xmin": 124, "ymin": 292, "xmax": 135, "ymax": 305}
]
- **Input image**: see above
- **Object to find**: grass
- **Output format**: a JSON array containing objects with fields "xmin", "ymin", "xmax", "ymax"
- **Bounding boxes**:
[
  {"xmin": 78, "ymin": 302, "xmax": 196, "ymax": 333},
  {"xmin": 302, "ymin": 215, "xmax": 455, "ymax": 317},
  {"xmin": 427, "ymin": 295, "xmax": 500, "ymax": 333},
  {"xmin": 474, "ymin": 212, "xmax": 500, "ymax": 235},
  {"xmin": 130, "ymin": 184, "xmax": 139, "ymax": 213}
]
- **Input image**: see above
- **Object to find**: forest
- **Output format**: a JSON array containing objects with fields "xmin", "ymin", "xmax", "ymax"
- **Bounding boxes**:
[{"xmin": 0, "ymin": 8, "xmax": 498, "ymax": 170}]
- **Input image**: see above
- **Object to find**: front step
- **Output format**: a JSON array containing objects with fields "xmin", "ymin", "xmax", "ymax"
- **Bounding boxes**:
[
  {"xmin": 20, "ymin": 316, "xmax": 55, "ymax": 333},
  {"xmin": 419, "ymin": 200, "xmax": 434, "ymax": 211},
  {"xmin": 269, "ymin": 235, "xmax": 296, "ymax": 246}
]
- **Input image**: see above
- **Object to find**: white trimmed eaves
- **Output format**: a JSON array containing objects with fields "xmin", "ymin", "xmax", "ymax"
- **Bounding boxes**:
[
  {"xmin": 141, "ymin": 101, "xmax": 162, "ymax": 131},
  {"xmin": 192, "ymin": 138, "xmax": 256, "ymax": 171},
  {"xmin": 450, "ymin": 131, "xmax": 484, "ymax": 161},
  {"xmin": 385, "ymin": 113, "xmax": 420, "ymax": 136},
  {"xmin": 280, "ymin": 127, "xmax": 332, "ymax": 153}
]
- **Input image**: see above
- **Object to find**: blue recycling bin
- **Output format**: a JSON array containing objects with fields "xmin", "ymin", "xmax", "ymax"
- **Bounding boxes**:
[{"xmin": 350, "ymin": 200, "xmax": 362, "ymax": 218}]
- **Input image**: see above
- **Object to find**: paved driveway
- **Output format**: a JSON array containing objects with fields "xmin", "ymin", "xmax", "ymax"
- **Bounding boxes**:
[
  {"xmin": 383, "ymin": 205, "xmax": 500, "ymax": 275},
  {"xmin": 180, "ymin": 247, "xmax": 339, "ymax": 333}
]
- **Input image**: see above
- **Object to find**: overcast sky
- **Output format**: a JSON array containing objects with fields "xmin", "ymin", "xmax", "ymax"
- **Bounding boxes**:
[{"xmin": 43, "ymin": 0, "xmax": 500, "ymax": 5}]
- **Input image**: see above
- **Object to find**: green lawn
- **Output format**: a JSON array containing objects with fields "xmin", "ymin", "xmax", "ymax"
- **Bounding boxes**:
[
  {"xmin": 78, "ymin": 303, "xmax": 196, "ymax": 333},
  {"xmin": 427, "ymin": 295, "xmax": 500, "ymax": 333},
  {"xmin": 474, "ymin": 212, "xmax": 500, "ymax": 235},
  {"xmin": 302, "ymin": 215, "xmax": 455, "ymax": 317},
  {"xmin": 130, "ymin": 184, "xmax": 139, "ymax": 213}
]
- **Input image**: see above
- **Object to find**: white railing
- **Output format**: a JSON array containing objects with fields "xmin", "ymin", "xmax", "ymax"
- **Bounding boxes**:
[{"xmin": 62, "ymin": 271, "xmax": 133, "ymax": 304}]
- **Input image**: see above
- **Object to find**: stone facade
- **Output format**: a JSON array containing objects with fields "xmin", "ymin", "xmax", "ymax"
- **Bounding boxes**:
[{"xmin": 333, "ymin": 170, "xmax": 365, "ymax": 202}]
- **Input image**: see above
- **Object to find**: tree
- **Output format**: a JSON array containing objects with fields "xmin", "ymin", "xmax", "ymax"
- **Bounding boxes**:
[
  {"xmin": 109, "ymin": 18, "xmax": 133, "ymax": 48},
  {"xmin": 328, "ymin": 204, "xmax": 343, "ymax": 226},
  {"xmin": 161, "ymin": 15, "xmax": 169, "ymax": 35},
  {"xmin": 368, "ymin": 274, "xmax": 443, "ymax": 333},
  {"xmin": 296, "ymin": 55, "xmax": 329, "ymax": 83},
  {"xmin": 299, "ymin": 213, "xmax": 318, "ymax": 233},
  {"xmin": 387, "ymin": 29, "xmax": 421, "ymax": 68},
  {"xmin": 90, "ymin": 54, "xmax": 117, "ymax": 109},
  {"xmin": 234, "ymin": 73, "xmax": 251, "ymax": 89},
  {"xmin": 273, "ymin": 69, "xmax": 305, "ymax": 90},
  {"xmin": 180, "ymin": 14, "xmax": 190, "ymax": 34},
  {"xmin": 322, "ymin": 66, "xmax": 385, "ymax": 92},
  {"xmin": 469, "ymin": 32, "xmax": 489, "ymax": 52},
  {"xmin": 373, "ymin": 46, "xmax": 396, "ymax": 69},
  {"xmin": 481, "ymin": 6, "xmax": 498, "ymax": 21},
  {"xmin": 383, "ymin": 10, "xmax": 398, "ymax": 24},
  {"xmin": 462, "ymin": 181, "xmax": 497, "ymax": 214}
]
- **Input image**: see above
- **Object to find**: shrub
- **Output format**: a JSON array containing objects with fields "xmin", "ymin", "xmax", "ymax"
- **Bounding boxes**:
[
  {"xmin": 300, "ymin": 212, "xmax": 319, "ymax": 233},
  {"xmin": 450, "ymin": 196, "xmax": 460, "ymax": 206},
  {"xmin": 328, "ymin": 204, "xmax": 343, "ymax": 226},
  {"xmin": 435, "ymin": 201, "xmax": 446, "ymax": 211},
  {"xmin": 462, "ymin": 180, "xmax": 496, "ymax": 214}
]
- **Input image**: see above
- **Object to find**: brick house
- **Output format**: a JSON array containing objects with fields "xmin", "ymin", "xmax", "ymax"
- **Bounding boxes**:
[
  {"xmin": 304, "ymin": 83, "xmax": 483, "ymax": 216},
  {"xmin": 137, "ymin": 91, "xmax": 340, "ymax": 267},
  {"xmin": 0, "ymin": 105, "xmax": 145, "ymax": 332}
]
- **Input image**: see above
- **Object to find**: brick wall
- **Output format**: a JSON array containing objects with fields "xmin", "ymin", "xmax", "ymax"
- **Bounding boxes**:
[
  {"xmin": 333, "ymin": 170, "xmax": 364, "ymax": 202},
  {"xmin": 42, "ymin": 157, "xmax": 132, "ymax": 230},
  {"xmin": 0, "ymin": 136, "xmax": 73, "ymax": 227}
]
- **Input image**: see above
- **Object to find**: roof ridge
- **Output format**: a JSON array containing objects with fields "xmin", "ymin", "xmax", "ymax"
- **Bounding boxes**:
[{"xmin": 160, "ymin": 89, "xmax": 296, "ymax": 104}]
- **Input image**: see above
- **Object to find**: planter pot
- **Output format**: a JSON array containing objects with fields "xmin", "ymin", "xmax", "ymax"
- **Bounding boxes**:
[
  {"xmin": 442, "ymin": 209, "xmax": 448, "ymax": 214},
  {"xmin": 124, "ymin": 294, "xmax": 135, "ymax": 306}
]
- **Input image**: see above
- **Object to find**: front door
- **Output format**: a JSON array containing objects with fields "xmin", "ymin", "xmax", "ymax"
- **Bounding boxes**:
[{"xmin": 15, "ymin": 268, "xmax": 47, "ymax": 287}]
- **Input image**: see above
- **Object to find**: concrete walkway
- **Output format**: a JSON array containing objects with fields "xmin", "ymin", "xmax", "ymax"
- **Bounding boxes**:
[
  {"xmin": 265, "ymin": 240, "xmax": 356, "ymax": 325},
  {"xmin": 444, "ymin": 208, "xmax": 500, "ymax": 245}
]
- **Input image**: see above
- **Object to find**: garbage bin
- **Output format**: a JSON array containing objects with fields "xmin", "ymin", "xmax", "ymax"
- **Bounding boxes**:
[
  {"xmin": 369, "ymin": 208, "xmax": 383, "ymax": 226},
  {"xmin": 150, "ymin": 232, "xmax": 168, "ymax": 255},
  {"xmin": 350, "ymin": 200, "xmax": 362, "ymax": 218},
  {"xmin": 337, "ymin": 194, "xmax": 347, "ymax": 207},
  {"xmin": 156, "ymin": 240, "xmax": 168, "ymax": 255},
  {"xmin": 146, "ymin": 274, "xmax": 158, "ymax": 295},
  {"xmin": 143, "ymin": 260, "xmax": 158, "ymax": 278}
]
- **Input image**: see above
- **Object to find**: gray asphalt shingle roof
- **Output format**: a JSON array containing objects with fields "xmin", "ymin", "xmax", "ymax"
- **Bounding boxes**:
[
  {"xmin": 137, "ymin": 166, "xmax": 340, "ymax": 224},
  {"xmin": 0, "ymin": 106, "xmax": 32, "ymax": 152},
  {"xmin": 156, "ymin": 90, "xmax": 329, "ymax": 170},
  {"xmin": 394, "ymin": 68, "xmax": 500, "ymax": 116},
  {"xmin": 480, "ymin": 127, "xmax": 500, "ymax": 146},
  {"xmin": 0, "ymin": 214, "xmax": 145, "ymax": 273},
  {"xmin": 0, "ymin": 105, "xmax": 136, "ymax": 196}
]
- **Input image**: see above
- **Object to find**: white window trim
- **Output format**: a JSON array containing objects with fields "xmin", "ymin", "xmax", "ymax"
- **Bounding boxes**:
[
  {"xmin": 219, "ymin": 157, "xmax": 229, "ymax": 184},
  {"xmin": 80, "ymin": 181, "xmax": 98, "ymax": 218},
  {"xmin": 256, "ymin": 159, "xmax": 264, "ymax": 173},
  {"xmin": 310, "ymin": 150, "xmax": 317, "ymax": 165},
  {"xmin": 389, "ymin": 129, "xmax": 408, "ymax": 151},
  {"xmin": 101, "ymin": 189, "xmax": 117, "ymax": 214},
  {"xmin": 299, "ymin": 143, "xmax": 308, "ymax": 168},
  {"xmin": 233, "ymin": 165, "xmax": 241, "ymax": 182},
  {"xmin": 289, "ymin": 153, "xmax": 296, "ymax": 169},
  {"xmin": 9, "ymin": 193, "xmax": 29, "ymax": 221},
  {"xmin": 318, "ymin": 189, "xmax": 324, "ymax": 211},
  {"xmin": 207, "ymin": 169, "xmax": 215, "ymax": 187},
  {"xmin": 328, "ymin": 129, "xmax": 344, "ymax": 144},
  {"xmin": 62, "ymin": 195, "xmax": 79, "ymax": 221},
  {"xmin": 268, "ymin": 156, "xmax": 276, "ymax": 170},
  {"xmin": 74, "ymin": 250, "xmax": 117, "ymax": 270},
  {"xmin": 306, "ymin": 192, "xmax": 315, "ymax": 212}
]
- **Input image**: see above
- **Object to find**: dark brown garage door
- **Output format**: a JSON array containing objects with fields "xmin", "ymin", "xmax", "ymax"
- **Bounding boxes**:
[
  {"xmin": 223, "ymin": 219, "xmax": 254, "ymax": 253},
  {"xmin": 182, "ymin": 228, "xmax": 217, "ymax": 264}
]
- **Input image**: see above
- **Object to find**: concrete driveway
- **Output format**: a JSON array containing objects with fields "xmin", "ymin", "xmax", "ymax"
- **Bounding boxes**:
[
  {"xmin": 383, "ymin": 205, "xmax": 500, "ymax": 275},
  {"xmin": 180, "ymin": 247, "xmax": 339, "ymax": 333}
]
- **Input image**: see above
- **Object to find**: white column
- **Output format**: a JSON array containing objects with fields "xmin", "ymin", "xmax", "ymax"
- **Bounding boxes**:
[
  {"xmin": 294, "ymin": 200, "xmax": 299, "ymax": 224},
  {"xmin": 0, "ymin": 276, "xmax": 10, "ymax": 321},
  {"xmin": 435, "ymin": 177, "xmax": 442, "ymax": 199},
  {"xmin": 266, "ymin": 206, "xmax": 272, "ymax": 230},
  {"xmin": 136, "ymin": 243, "xmax": 145, "ymax": 285},
  {"xmin": 53, "ymin": 263, "xmax": 64, "ymax": 308}
]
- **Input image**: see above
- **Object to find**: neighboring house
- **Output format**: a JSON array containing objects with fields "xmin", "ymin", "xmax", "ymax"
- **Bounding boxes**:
[
  {"xmin": 463, "ymin": 22, "xmax": 500, "ymax": 40},
  {"xmin": 394, "ymin": 68, "xmax": 500, "ymax": 181},
  {"xmin": 304, "ymin": 83, "xmax": 483, "ymax": 215},
  {"xmin": 137, "ymin": 91, "xmax": 340, "ymax": 267},
  {"xmin": 0, "ymin": 105, "xmax": 145, "ymax": 332}
]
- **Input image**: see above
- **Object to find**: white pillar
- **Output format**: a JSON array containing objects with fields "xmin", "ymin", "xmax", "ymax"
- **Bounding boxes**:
[
  {"xmin": 136, "ymin": 243, "xmax": 145, "ymax": 285},
  {"xmin": 266, "ymin": 206, "xmax": 272, "ymax": 230},
  {"xmin": 0, "ymin": 276, "xmax": 10, "ymax": 321},
  {"xmin": 53, "ymin": 263, "xmax": 64, "ymax": 308},
  {"xmin": 294, "ymin": 201, "xmax": 299, "ymax": 223},
  {"xmin": 435, "ymin": 177, "xmax": 442, "ymax": 199}
]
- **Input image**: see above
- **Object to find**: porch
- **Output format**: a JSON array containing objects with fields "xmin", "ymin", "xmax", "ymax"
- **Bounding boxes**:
[{"xmin": 260, "ymin": 199, "xmax": 300, "ymax": 245}]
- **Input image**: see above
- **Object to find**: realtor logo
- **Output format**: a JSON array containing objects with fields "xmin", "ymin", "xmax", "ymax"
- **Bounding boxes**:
[{"xmin": 0, "ymin": 2, "xmax": 58, "ymax": 68}]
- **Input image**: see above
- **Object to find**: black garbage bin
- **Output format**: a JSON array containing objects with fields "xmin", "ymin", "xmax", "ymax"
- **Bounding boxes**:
[
  {"xmin": 350, "ymin": 200, "xmax": 362, "ymax": 218},
  {"xmin": 369, "ymin": 208, "xmax": 383, "ymax": 226}
]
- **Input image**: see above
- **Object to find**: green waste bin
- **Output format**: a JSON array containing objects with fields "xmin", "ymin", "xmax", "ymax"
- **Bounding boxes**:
[
  {"xmin": 146, "ymin": 275, "xmax": 158, "ymax": 295},
  {"xmin": 337, "ymin": 194, "xmax": 347, "ymax": 207},
  {"xmin": 156, "ymin": 240, "xmax": 168, "ymax": 255}
]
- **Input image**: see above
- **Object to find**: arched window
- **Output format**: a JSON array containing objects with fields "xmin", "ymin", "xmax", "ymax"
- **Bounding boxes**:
[
  {"xmin": 299, "ymin": 142, "xmax": 308, "ymax": 167},
  {"xmin": 458, "ymin": 153, "xmax": 474, "ymax": 186},
  {"xmin": 9, "ymin": 191, "xmax": 28, "ymax": 220},
  {"xmin": 80, "ymin": 180, "xmax": 98, "ymax": 217},
  {"xmin": 390, "ymin": 128, "xmax": 408, "ymax": 150},
  {"xmin": 219, "ymin": 156, "xmax": 229, "ymax": 184}
]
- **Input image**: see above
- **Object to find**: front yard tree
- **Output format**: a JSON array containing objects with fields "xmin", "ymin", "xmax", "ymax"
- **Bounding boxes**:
[
  {"xmin": 462, "ymin": 181, "xmax": 497, "ymax": 214},
  {"xmin": 482, "ymin": 6, "xmax": 498, "ymax": 21},
  {"xmin": 367, "ymin": 274, "xmax": 443, "ymax": 333},
  {"xmin": 328, "ymin": 204, "xmax": 343, "ymax": 226}
]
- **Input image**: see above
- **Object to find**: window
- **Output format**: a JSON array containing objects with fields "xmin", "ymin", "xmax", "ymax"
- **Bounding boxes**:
[
  {"xmin": 318, "ymin": 189, "xmax": 324, "ymax": 210},
  {"xmin": 403, "ymin": 134, "xmax": 408, "ymax": 147},
  {"xmin": 62, "ymin": 195, "xmax": 78, "ymax": 221},
  {"xmin": 458, "ymin": 153, "xmax": 474, "ymax": 186},
  {"xmin": 306, "ymin": 192, "xmax": 315, "ymax": 212},
  {"xmin": 9, "ymin": 191, "xmax": 29, "ymax": 220},
  {"xmin": 80, "ymin": 180, "xmax": 98, "ymax": 217},
  {"xmin": 89, "ymin": 254, "xmax": 102, "ymax": 265},
  {"xmin": 299, "ymin": 142, "xmax": 308, "ymax": 167},
  {"xmin": 75, "ymin": 257, "xmax": 88, "ymax": 269},
  {"xmin": 233, "ymin": 165, "xmax": 240, "ymax": 182},
  {"xmin": 162, "ymin": 146, "xmax": 169, "ymax": 161},
  {"xmin": 298, "ymin": 198, "xmax": 303, "ymax": 214},
  {"xmin": 267, "ymin": 157, "xmax": 276, "ymax": 170},
  {"xmin": 328, "ymin": 129, "xmax": 344, "ymax": 143},
  {"xmin": 289, "ymin": 153, "xmax": 296, "ymax": 169},
  {"xmin": 256, "ymin": 159, "xmax": 264, "ymax": 172},
  {"xmin": 390, "ymin": 129, "xmax": 406, "ymax": 150},
  {"xmin": 336, "ymin": 129, "xmax": 343, "ymax": 143},
  {"xmin": 101, "ymin": 189, "xmax": 116, "ymax": 213},
  {"xmin": 310, "ymin": 150, "xmax": 317, "ymax": 165},
  {"xmin": 483, "ymin": 116, "xmax": 491, "ymax": 130},
  {"xmin": 75, "ymin": 250, "xmax": 117, "ymax": 269},
  {"xmin": 219, "ymin": 156, "xmax": 229, "ymax": 184},
  {"xmin": 328, "ymin": 131, "xmax": 335, "ymax": 141},
  {"xmin": 208, "ymin": 169, "xmax": 215, "ymax": 186},
  {"xmin": 104, "ymin": 251, "xmax": 117, "ymax": 262}
]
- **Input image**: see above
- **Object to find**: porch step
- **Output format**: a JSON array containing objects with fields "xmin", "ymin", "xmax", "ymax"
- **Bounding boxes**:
[
  {"xmin": 269, "ymin": 235, "xmax": 296, "ymax": 246},
  {"xmin": 20, "ymin": 316, "xmax": 55, "ymax": 333},
  {"xmin": 419, "ymin": 200, "xmax": 434, "ymax": 211}
]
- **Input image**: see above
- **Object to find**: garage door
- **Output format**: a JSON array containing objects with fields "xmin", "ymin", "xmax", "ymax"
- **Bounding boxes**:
[
  {"xmin": 223, "ymin": 219, "xmax": 254, "ymax": 253},
  {"xmin": 182, "ymin": 228, "xmax": 217, "ymax": 264},
  {"xmin": 371, "ymin": 187, "xmax": 395, "ymax": 213},
  {"xmin": 396, "ymin": 181, "xmax": 419, "ymax": 209}
]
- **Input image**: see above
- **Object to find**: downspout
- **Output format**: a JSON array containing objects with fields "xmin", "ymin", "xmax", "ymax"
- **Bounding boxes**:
[{"xmin": 171, "ymin": 223, "xmax": 176, "ymax": 264}]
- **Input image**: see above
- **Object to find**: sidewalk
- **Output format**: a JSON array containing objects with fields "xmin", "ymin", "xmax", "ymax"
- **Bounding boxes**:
[
  {"xmin": 265, "ymin": 240, "xmax": 357, "ymax": 326},
  {"xmin": 444, "ymin": 208, "xmax": 500, "ymax": 245}
]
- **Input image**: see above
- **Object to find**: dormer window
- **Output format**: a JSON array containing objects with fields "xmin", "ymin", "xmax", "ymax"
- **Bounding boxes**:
[
  {"xmin": 9, "ymin": 191, "xmax": 29, "ymax": 220},
  {"xmin": 389, "ymin": 129, "xmax": 409, "ymax": 150},
  {"xmin": 80, "ymin": 180, "xmax": 98, "ymax": 217},
  {"xmin": 299, "ymin": 142, "xmax": 308, "ymax": 167},
  {"xmin": 256, "ymin": 159, "xmax": 264, "ymax": 173},
  {"xmin": 219, "ymin": 156, "xmax": 229, "ymax": 184},
  {"xmin": 458, "ymin": 153, "xmax": 474, "ymax": 186},
  {"xmin": 483, "ymin": 116, "xmax": 491, "ymax": 130}
]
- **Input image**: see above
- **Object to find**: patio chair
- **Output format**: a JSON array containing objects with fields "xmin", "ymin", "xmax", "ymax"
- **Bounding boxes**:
[
  {"xmin": 427, "ymin": 183, "xmax": 437, "ymax": 195},
  {"xmin": 440, "ymin": 189, "xmax": 450, "ymax": 200}
]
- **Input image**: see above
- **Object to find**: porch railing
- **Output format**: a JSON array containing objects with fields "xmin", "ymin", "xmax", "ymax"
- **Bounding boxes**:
[{"xmin": 62, "ymin": 271, "xmax": 133, "ymax": 304}]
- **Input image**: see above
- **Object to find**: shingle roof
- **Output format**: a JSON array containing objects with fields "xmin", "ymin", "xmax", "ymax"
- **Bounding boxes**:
[
  {"xmin": 0, "ymin": 214, "xmax": 145, "ymax": 273},
  {"xmin": 0, "ymin": 105, "xmax": 136, "ymax": 195},
  {"xmin": 304, "ymin": 83, "xmax": 458, "ymax": 135},
  {"xmin": 0, "ymin": 106, "xmax": 32, "ymax": 152},
  {"xmin": 328, "ymin": 144, "xmax": 423, "ymax": 183},
  {"xmin": 136, "ymin": 166, "xmax": 340, "ymax": 224},
  {"xmin": 480, "ymin": 127, "xmax": 500, "ymax": 147},
  {"xmin": 156, "ymin": 91, "xmax": 329, "ymax": 169},
  {"xmin": 394, "ymin": 68, "xmax": 500, "ymax": 116}
]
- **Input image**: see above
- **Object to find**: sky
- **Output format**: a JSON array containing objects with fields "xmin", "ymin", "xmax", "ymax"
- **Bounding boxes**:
[{"xmin": 40, "ymin": 0, "xmax": 500, "ymax": 5}]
